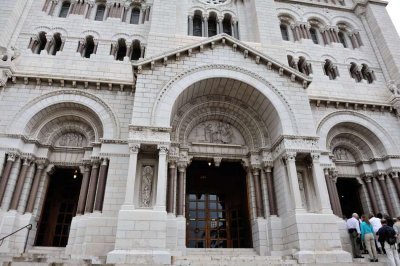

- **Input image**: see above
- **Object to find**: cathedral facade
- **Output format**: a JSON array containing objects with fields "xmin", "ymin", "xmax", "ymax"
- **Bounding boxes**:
[{"xmin": 0, "ymin": 0, "xmax": 399, "ymax": 265}]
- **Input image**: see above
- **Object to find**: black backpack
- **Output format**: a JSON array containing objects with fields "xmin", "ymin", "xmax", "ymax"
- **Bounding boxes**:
[{"xmin": 386, "ymin": 226, "xmax": 397, "ymax": 246}]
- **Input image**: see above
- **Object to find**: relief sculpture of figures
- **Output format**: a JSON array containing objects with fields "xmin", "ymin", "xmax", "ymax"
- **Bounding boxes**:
[
  {"xmin": 203, "ymin": 121, "xmax": 234, "ymax": 144},
  {"xmin": 334, "ymin": 148, "xmax": 349, "ymax": 160},
  {"xmin": 58, "ymin": 132, "xmax": 84, "ymax": 147},
  {"xmin": 140, "ymin": 165, "xmax": 154, "ymax": 207}
]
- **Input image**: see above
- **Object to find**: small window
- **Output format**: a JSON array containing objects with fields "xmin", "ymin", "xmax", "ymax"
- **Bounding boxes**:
[
  {"xmin": 361, "ymin": 64, "xmax": 375, "ymax": 84},
  {"xmin": 34, "ymin": 32, "xmax": 47, "ymax": 54},
  {"xmin": 208, "ymin": 14, "xmax": 217, "ymax": 37},
  {"xmin": 130, "ymin": 8, "xmax": 140, "ymax": 24},
  {"xmin": 116, "ymin": 39, "xmax": 127, "ymax": 61},
  {"xmin": 222, "ymin": 15, "xmax": 232, "ymax": 36},
  {"xmin": 59, "ymin": 1, "xmax": 71, "ymax": 18},
  {"xmin": 193, "ymin": 14, "xmax": 203, "ymax": 37},
  {"xmin": 131, "ymin": 40, "xmax": 141, "ymax": 60},
  {"xmin": 323, "ymin": 60, "xmax": 338, "ymax": 80},
  {"xmin": 50, "ymin": 33, "xmax": 63, "ymax": 55},
  {"xmin": 280, "ymin": 24, "xmax": 289, "ymax": 41},
  {"xmin": 349, "ymin": 63, "xmax": 362, "ymax": 82},
  {"xmin": 310, "ymin": 28, "xmax": 319, "ymax": 44},
  {"xmin": 83, "ymin": 36, "xmax": 95, "ymax": 58},
  {"xmin": 298, "ymin": 57, "xmax": 312, "ymax": 76},
  {"xmin": 95, "ymin": 5, "xmax": 105, "ymax": 21},
  {"xmin": 338, "ymin": 31, "xmax": 347, "ymax": 48}
]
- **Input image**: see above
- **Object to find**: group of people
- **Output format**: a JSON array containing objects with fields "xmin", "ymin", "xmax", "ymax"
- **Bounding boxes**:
[{"xmin": 346, "ymin": 213, "xmax": 400, "ymax": 265}]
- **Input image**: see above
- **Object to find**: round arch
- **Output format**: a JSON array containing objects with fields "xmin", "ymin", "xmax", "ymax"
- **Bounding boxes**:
[
  {"xmin": 151, "ymin": 65, "xmax": 298, "ymax": 141},
  {"xmin": 317, "ymin": 111, "xmax": 397, "ymax": 155},
  {"xmin": 9, "ymin": 90, "xmax": 120, "ymax": 139}
]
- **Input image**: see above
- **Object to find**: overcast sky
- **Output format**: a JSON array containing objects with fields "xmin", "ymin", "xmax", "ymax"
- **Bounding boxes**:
[{"xmin": 387, "ymin": 0, "xmax": 400, "ymax": 35}]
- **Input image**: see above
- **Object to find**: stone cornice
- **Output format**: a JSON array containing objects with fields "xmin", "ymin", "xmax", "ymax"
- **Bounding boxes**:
[
  {"xmin": 309, "ymin": 97, "xmax": 395, "ymax": 114},
  {"xmin": 275, "ymin": 0, "xmax": 353, "ymax": 11},
  {"xmin": 131, "ymin": 34, "xmax": 312, "ymax": 88}
]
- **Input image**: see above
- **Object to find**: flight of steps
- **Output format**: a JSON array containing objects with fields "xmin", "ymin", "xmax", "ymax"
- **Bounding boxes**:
[
  {"xmin": 0, "ymin": 247, "xmax": 110, "ymax": 266},
  {"xmin": 172, "ymin": 248, "xmax": 297, "ymax": 266}
]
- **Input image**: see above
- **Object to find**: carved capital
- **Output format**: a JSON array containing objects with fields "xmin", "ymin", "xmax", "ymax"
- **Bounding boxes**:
[
  {"xmin": 158, "ymin": 145, "xmax": 169, "ymax": 155},
  {"xmin": 283, "ymin": 152, "xmax": 296, "ymax": 162},
  {"xmin": 101, "ymin": 158, "xmax": 109, "ymax": 166},
  {"xmin": 214, "ymin": 157, "xmax": 222, "ymax": 167},
  {"xmin": 311, "ymin": 152, "xmax": 320, "ymax": 162},
  {"xmin": 129, "ymin": 143, "xmax": 140, "ymax": 154},
  {"xmin": 251, "ymin": 167, "xmax": 260, "ymax": 176},
  {"xmin": 7, "ymin": 152, "xmax": 18, "ymax": 162},
  {"xmin": 177, "ymin": 162, "xmax": 187, "ymax": 172},
  {"xmin": 363, "ymin": 176, "xmax": 373, "ymax": 183},
  {"xmin": 392, "ymin": 172, "xmax": 399, "ymax": 179}
]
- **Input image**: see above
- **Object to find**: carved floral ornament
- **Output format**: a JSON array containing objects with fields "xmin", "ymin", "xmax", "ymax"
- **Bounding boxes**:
[{"xmin": 273, "ymin": 136, "xmax": 319, "ymax": 158}]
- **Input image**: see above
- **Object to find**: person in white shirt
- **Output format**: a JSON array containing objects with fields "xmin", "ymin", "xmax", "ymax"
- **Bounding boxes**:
[
  {"xmin": 347, "ymin": 213, "xmax": 363, "ymax": 258},
  {"xmin": 370, "ymin": 213, "xmax": 383, "ymax": 253}
]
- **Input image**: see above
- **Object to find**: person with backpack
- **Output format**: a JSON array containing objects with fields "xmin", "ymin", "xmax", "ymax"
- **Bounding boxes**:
[
  {"xmin": 360, "ymin": 214, "xmax": 378, "ymax": 262},
  {"xmin": 377, "ymin": 219, "xmax": 400, "ymax": 266}
]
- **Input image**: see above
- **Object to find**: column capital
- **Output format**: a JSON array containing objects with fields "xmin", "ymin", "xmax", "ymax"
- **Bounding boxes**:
[
  {"xmin": 158, "ymin": 145, "xmax": 169, "ymax": 155},
  {"xmin": 177, "ymin": 162, "xmax": 187, "ymax": 172},
  {"xmin": 129, "ymin": 143, "xmax": 140, "ymax": 154},
  {"xmin": 91, "ymin": 159, "xmax": 100, "ymax": 168},
  {"xmin": 251, "ymin": 167, "xmax": 261, "ymax": 176},
  {"xmin": 263, "ymin": 165, "xmax": 272, "ymax": 173},
  {"xmin": 214, "ymin": 157, "xmax": 222, "ymax": 167},
  {"xmin": 282, "ymin": 152, "xmax": 296, "ymax": 162},
  {"xmin": 363, "ymin": 175, "xmax": 373, "ymax": 183},
  {"xmin": 21, "ymin": 156, "xmax": 33, "ymax": 166},
  {"xmin": 391, "ymin": 172, "xmax": 399, "ymax": 179},
  {"xmin": 311, "ymin": 152, "xmax": 320, "ymax": 162},
  {"xmin": 168, "ymin": 161, "xmax": 176, "ymax": 168},
  {"xmin": 101, "ymin": 158, "xmax": 109, "ymax": 166},
  {"xmin": 35, "ymin": 159, "xmax": 48, "ymax": 169},
  {"xmin": 7, "ymin": 152, "xmax": 18, "ymax": 162}
]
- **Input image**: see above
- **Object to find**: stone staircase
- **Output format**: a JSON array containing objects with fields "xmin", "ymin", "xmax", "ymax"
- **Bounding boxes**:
[
  {"xmin": 172, "ymin": 248, "xmax": 297, "ymax": 266},
  {"xmin": 0, "ymin": 247, "xmax": 109, "ymax": 266}
]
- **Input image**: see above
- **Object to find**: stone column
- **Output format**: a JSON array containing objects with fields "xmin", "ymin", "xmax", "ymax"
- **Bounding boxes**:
[
  {"xmin": 85, "ymin": 160, "xmax": 100, "ymax": 213},
  {"xmin": 218, "ymin": 17, "xmax": 223, "ymax": 34},
  {"xmin": 203, "ymin": 15, "xmax": 208, "ymax": 37},
  {"xmin": 138, "ymin": 8, "xmax": 144, "ymax": 24},
  {"xmin": 124, "ymin": 144, "xmax": 140, "ymax": 207},
  {"xmin": 188, "ymin": 15, "xmax": 193, "ymax": 36},
  {"xmin": 25, "ymin": 162, "xmax": 46, "ymax": 213},
  {"xmin": 376, "ymin": 174, "xmax": 395, "ymax": 217},
  {"xmin": 311, "ymin": 153, "xmax": 332, "ymax": 213},
  {"xmin": 167, "ymin": 161, "xmax": 176, "ymax": 214},
  {"xmin": 283, "ymin": 152, "xmax": 303, "ymax": 211},
  {"xmin": 154, "ymin": 146, "xmax": 168, "ymax": 211},
  {"xmin": 324, "ymin": 169, "xmax": 341, "ymax": 216},
  {"xmin": 48, "ymin": 0, "xmax": 58, "ymax": 16},
  {"xmin": 0, "ymin": 153, "xmax": 17, "ymax": 205},
  {"xmin": 94, "ymin": 158, "xmax": 109, "ymax": 212},
  {"xmin": 364, "ymin": 176, "xmax": 379, "ymax": 214},
  {"xmin": 330, "ymin": 174, "xmax": 342, "ymax": 217},
  {"xmin": 251, "ymin": 167, "xmax": 264, "ymax": 217},
  {"xmin": 104, "ymin": 3, "xmax": 111, "ymax": 20},
  {"xmin": 9, "ymin": 158, "xmax": 31, "ymax": 210},
  {"xmin": 391, "ymin": 172, "xmax": 400, "ymax": 200},
  {"xmin": 264, "ymin": 166, "xmax": 277, "ymax": 215},
  {"xmin": 176, "ymin": 163, "xmax": 186, "ymax": 216},
  {"xmin": 76, "ymin": 164, "xmax": 91, "ymax": 215}
]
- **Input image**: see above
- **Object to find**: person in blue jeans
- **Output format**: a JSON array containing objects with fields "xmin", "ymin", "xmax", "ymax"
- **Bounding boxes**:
[{"xmin": 361, "ymin": 214, "xmax": 378, "ymax": 262}]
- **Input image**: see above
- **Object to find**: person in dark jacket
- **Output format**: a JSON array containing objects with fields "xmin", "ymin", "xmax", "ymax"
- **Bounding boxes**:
[{"xmin": 377, "ymin": 219, "xmax": 400, "ymax": 266}]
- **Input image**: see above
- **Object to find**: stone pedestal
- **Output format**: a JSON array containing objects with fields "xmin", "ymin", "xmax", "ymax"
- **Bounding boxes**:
[{"xmin": 107, "ymin": 209, "xmax": 171, "ymax": 265}]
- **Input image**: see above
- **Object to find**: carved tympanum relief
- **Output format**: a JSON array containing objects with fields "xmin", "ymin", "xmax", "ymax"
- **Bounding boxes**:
[
  {"xmin": 140, "ymin": 165, "xmax": 154, "ymax": 207},
  {"xmin": 188, "ymin": 121, "xmax": 245, "ymax": 145},
  {"xmin": 56, "ymin": 133, "xmax": 86, "ymax": 147},
  {"xmin": 333, "ymin": 147, "xmax": 355, "ymax": 161}
]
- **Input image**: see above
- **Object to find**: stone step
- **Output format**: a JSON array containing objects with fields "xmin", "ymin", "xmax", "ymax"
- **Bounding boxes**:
[{"xmin": 185, "ymin": 248, "xmax": 258, "ymax": 255}]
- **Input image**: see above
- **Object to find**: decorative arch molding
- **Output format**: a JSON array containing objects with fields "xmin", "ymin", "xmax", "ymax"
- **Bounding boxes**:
[
  {"xmin": 330, "ymin": 139, "xmax": 364, "ymax": 162},
  {"xmin": 151, "ymin": 64, "xmax": 298, "ymax": 139},
  {"xmin": 276, "ymin": 8, "xmax": 301, "ymax": 21},
  {"xmin": 331, "ymin": 16, "xmax": 362, "ymax": 31},
  {"xmin": 317, "ymin": 110, "xmax": 397, "ymax": 155},
  {"xmin": 329, "ymin": 132, "xmax": 375, "ymax": 161},
  {"xmin": 9, "ymin": 90, "xmax": 120, "ymax": 139},
  {"xmin": 320, "ymin": 54, "xmax": 338, "ymax": 63},
  {"xmin": 80, "ymin": 30, "xmax": 101, "ymax": 40},
  {"xmin": 303, "ymin": 12, "xmax": 331, "ymax": 25}
]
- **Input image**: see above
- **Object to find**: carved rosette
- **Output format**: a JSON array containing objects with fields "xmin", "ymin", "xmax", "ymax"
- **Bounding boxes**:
[{"xmin": 140, "ymin": 165, "xmax": 154, "ymax": 207}]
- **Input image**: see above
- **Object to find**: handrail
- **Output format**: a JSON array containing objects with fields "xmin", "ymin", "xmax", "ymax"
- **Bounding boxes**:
[{"xmin": 0, "ymin": 224, "xmax": 33, "ymax": 253}]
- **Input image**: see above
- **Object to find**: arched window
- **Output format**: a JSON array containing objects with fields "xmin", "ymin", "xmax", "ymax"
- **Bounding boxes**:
[
  {"xmin": 115, "ymin": 38, "xmax": 127, "ymax": 61},
  {"xmin": 310, "ymin": 28, "xmax": 319, "ymax": 44},
  {"xmin": 323, "ymin": 59, "xmax": 339, "ymax": 80},
  {"xmin": 298, "ymin": 57, "xmax": 312, "ymax": 76},
  {"xmin": 49, "ymin": 33, "xmax": 63, "ymax": 55},
  {"xmin": 361, "ymin": 64, "xmax": 375, "ymax": 83},
  {"xmin": 208, "ymin": 13, "xmax": 218, "ymax": 37},
  {"xmin": 80, "ymin": 35, "xmax": 95, "ymax": 58},
  {"xmin": 59, "ymin": 1, "xmax": 71, "ymax": 18},
  {"xmin": 95, "ymin": 4, "xmax": 105, "ymax": 21},
  {"xmin": 338, "ymin": 31, "xmax": 348, "ymax": 48},
  {"xmin": 193, "ymin": 12, "xmax": 203, "ymax": 37},
  {"xmin": 349, "ymin": 62, "xmax": 362, "ymax": 82},
  {"xmin": 130, "ymin": 7, "xmax": 140, "ymax": 24},
  {"xmin": 131, "ymin": 40, "xmax": 141, "ymax": 60},
  {"xmin": 280, "ymin": 24, "xmax": 289, "ymax": 41},
  {"xmin": 32, "ymin": 32, "xmax": 47, "ymax": 54},
  {"xmin": 222, "ymin": 14, "xmax": 232, "ymax": 36},
  {"xmin": 287, "ymin": 55, "xmax": 298, "ymax": 70}
]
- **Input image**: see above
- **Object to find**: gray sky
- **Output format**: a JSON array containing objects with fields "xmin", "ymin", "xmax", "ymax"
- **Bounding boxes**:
[{"xmin": 387, "ymin": 0, "xmax": 400, "ymax": 35}]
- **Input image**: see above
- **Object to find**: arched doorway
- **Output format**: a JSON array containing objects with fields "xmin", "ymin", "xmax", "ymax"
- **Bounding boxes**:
[
  {"xmin": 35, "ymin": 167, "xmax": 83, "ymax": 247},
  {"xmin": 186, "ymin": 160, "xmax": 252, "ymax": 248},
  {"xmin": 336, "ymin": 178, "xmax": 363, "ymax": 218}
]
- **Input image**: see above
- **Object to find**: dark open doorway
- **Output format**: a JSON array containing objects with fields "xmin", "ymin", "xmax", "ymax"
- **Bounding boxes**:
[
  {"xmin": 35, "ymin": 167, "xmax": 82, "ymax": 247},
  {"xmin": 336, "ymin": 178, "xmax": 364, "ymax": 218},
  {"xmin": 186, "ymin": 160, "xmax": 252, "ymax": 248}
]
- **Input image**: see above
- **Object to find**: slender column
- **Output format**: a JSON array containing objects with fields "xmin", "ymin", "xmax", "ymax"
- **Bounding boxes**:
[
  {"xmin": 85, "ymin": 160, "xmax": 100, "ymax": 213},
  {"xmin": 124, "ymin": 144, "xmax": 140, "ymax": 206},
  {"xmin": 324, "ymin": 169, "xmax": 341, "ymax": 216},
  {"xmin": 154, "ymin": 146, "xmax": 168, "ymax": 211},
  {"xmin": 332, "ymin": 28, "xmax": 340, "ymax": 43},
  {"xmin": 252, "ymin": 167, "xmax": 264, "ymax": 217},
  {"xmin": 311, "ymin": 153, "xmax": 332, "ymax": 213},
  {"xmin": 349, "ymin": 34, "xmax": 358, "ymax": 48},
  {"xmin": 9, "ymin": 158, "xmax": 31, "ymax": 210},
  {"xmin": 76, "ymin": 164, "xmax": 91, "ymax": 215},
  {"xmin": 94, "ymin": 159, "xmax": 109, "ymax": 212},
  {"xmin": 264, "ymin": 166, "xmax": 277, "ymax": 215},
  {"xmin": 42, "ymin": 0, "xmax": 51, "ymax": 12},
  {"xmin": 331, "ymin": 175, "xmax": 342, "ymax": 217},
  {"xmin": 203, "ymin": 15, "xmax": 208, "ymax": 37},
  {"xmin": 391, "ymin": 172, "xmax": 400, "ymax": 200},
  {"xmin": 138, "ymin": 8, "xmax": 144, "ymax": 24},
  {"xmin": 83, "ymin": 2, "xmax": 90, "ymax": 17},
  {"xmin": 377, "ymin": 174, "xmax": 395, "ymax": 217},
  {"xmin": 176, "ymin": 163, "xmax": 186, "ymax": 216},
  {"xmin": 167, "ymin": 161, "xmax": 176, "ymax": 214},
  {"xmin": 25, "ymin": 162, "xmax": 45, "ymax": 213},
  {"xmin": 0, "ymin": 153, "xmax": 17, "ymax": 205},
  {"xmin": 218, "ymin": 17, "xmax": 223, "ymax": 34},
  {"xmin": 283, "ymin": 152, "xmax": 303, "ymax": 211},
  {"xmin": 104, "ymin": 4, "xmax": 110, "ymax": 19},
  {"xmin": 188, "ymin": 15, "xmax": 193, "ymax": 36},
  {"xmin": 364, "ymin": 176, "xmax": 379, "ymax": 214},
  {"xmin": 49, "ymin": 0, "xmax": 58, "ymax": 16}
]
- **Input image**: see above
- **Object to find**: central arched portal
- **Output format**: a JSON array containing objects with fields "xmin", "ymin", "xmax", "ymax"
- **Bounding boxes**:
[{"xmin": 186, "ymin": 160, "xmax": 252, "ymax": 248}]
